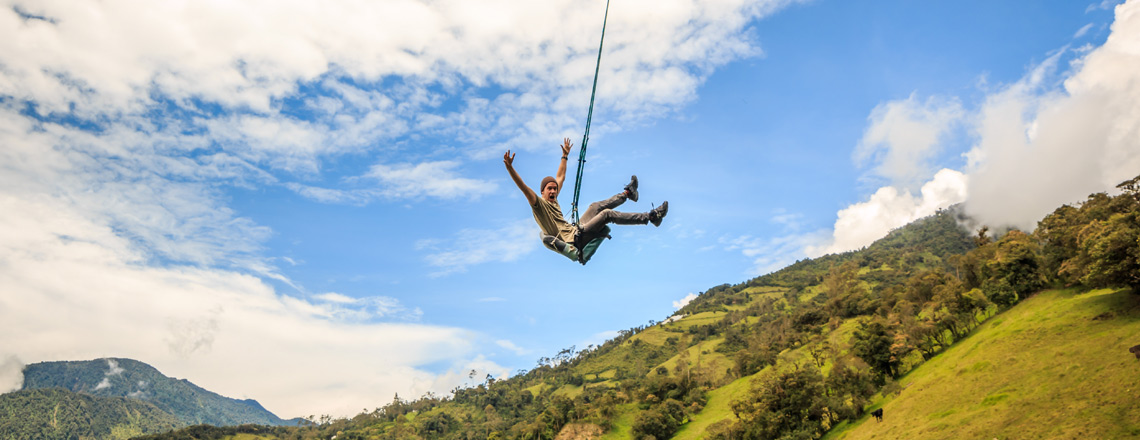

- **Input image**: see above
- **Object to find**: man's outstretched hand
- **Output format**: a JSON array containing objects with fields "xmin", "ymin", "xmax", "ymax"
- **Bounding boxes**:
[{"xmin": 561, "ymin": 138, "xmax": 572, "ymax": 157}]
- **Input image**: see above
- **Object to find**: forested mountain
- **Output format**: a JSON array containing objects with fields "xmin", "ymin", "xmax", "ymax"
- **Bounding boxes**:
[
  {"xmin": 42, "ymin": 177, "xmax": 1140, "ymax": 440},
  {"xmin": 0, "ymin": 388, "xmax": 180, "ymax": 440},
  {"xmin": 11, "ymin": 357, "xmax": 302, "ymax": 433}
]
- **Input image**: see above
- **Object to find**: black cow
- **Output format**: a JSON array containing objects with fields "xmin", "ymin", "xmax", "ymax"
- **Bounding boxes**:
[
  {"xmin": 1130, "ymin": 344, "xmax": 1140, "ymax": 359},
  {"xmin": 871, "ymin": 408, "xmax": 883, "ymax": 422}
]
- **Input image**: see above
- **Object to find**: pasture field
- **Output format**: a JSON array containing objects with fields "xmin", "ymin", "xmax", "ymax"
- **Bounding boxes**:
[{"xmin": 824, "ymin": 288, "xmax": 1140, "ymax": 440}]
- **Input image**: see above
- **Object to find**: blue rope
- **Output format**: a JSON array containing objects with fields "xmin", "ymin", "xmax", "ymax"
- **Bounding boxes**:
[{"xmin": 571, "ymin": 0, "xmax": 610, "ymax": 226}]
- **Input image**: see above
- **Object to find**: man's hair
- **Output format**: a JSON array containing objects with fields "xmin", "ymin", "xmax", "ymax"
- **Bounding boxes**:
[{"xmin": 540, "ymin": 176, "xmax": 558, "ymax": 192}]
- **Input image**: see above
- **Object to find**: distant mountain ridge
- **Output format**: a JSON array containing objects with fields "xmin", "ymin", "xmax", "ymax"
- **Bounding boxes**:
[
  {"xmin": 19, "ymin": 357, "xmax": 302, "ymax": 427},
  {"xmin": 0, "ymin": 388, "xmax": 181, "ymax": 440}
]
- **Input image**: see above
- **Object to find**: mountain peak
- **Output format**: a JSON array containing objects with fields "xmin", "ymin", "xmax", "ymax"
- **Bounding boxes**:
[{"xmin": 21, "ymin": 357, "xmax": 294, "ymax": 426}]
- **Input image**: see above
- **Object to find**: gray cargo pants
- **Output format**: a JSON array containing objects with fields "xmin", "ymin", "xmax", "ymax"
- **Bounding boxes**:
[{"xmin": 578, "ymin": 192, "xmax": 648, "ymax": 235}]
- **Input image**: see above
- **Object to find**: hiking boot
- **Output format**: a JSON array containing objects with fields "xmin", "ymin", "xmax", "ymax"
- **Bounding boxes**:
[
  {"xmin": 623, "ymin": 175, "xmax": 638, "ymax": 202},
  {"xmin": 648, "ymin": 201, "xmax": 668, "ymax": 227},
  {"xmin": 542, "ymin": 235, "xmax": 580, "ymax": 261}
]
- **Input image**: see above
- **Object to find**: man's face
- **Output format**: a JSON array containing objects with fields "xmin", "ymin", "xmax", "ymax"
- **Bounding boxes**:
[{"xmin": 542, "ymin": 182, "xmax": 558, "ymax": 201}]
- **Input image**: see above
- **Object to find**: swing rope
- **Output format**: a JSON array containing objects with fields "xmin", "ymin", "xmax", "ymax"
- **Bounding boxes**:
[{"xmin": 570, "ymin": 0, "xmax": 611, "ymax": 226}]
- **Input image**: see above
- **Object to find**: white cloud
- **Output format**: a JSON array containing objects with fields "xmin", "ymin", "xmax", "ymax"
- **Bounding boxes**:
[
  {"xmin": 803, "ymin": 0, "xmax": 1140, "ymax": 258},
  {"xmin": 0, "ymin": 0, "xmax": 800, "ymax": 168},
  {"xmin": 416, "ymin": 355, "xmax": 512, "ymax": 392},
  {"xmin": 0, "ymin": 193, "xmax": 480, "ymax": 417},
  {"xmin": 723, "ymin": 230, "xmax": 831, "ymax": 275},
  {"xmin": 106, "ymin": 359, "xmax": 124, "ymax": 376},
  {"xmin": 93, "ymin": 359, "xmax": 124, "ymax": 390},
  {"xmin": 808, "ymin": 169, "xmax": 968, "ymax": 256},
  {"xmin": 579, "ymin": 330, "xmax": 621, "ymax": 351},
  {"xmin": 962, "ymin": 0, "xmax": 1140, "ymax": 231},
  {"xmin": 721, "ymin": 210, "xmax": 831, "ymax": 276},
  {"xmin": 1087, "ymin": 0, "xmax": 1122, "ymax": 13},
  {"xmin": 364, "ymin": 161, "xmax": 498, "ymax": 201},
  {"xmin": 1075, "ymin": 23, "xmax": 1096, "ymax": 38},
  {"xmin": 0, "ymin": 355, "xmax": 23, "ymax": 394},
  {"xmin": 308, "ymin": 293, "xmax": 423, "ymax": 322},
  {"xmin": 673, "ymin": 292, "xmax": 699, "ymax": 309},
  {"xmin": 416, "ymin": 219, "xmax": 540, "ymax": 276},
  {"xmin": 314, "ymin": 292, "xmax": 357, "ymax": 304},
  {"xmin": 495, "ymin": 339, "xmax": 529, "ymax": 356},
  {"xmin": 856, "ymin": 94, "xmax": 964, "ymax": 190}
]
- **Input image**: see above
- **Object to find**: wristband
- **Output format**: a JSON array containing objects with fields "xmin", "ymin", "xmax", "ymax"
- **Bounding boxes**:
[{"xmin": 562, "ymin": 156, "xmax": 568, "ymax": 160}]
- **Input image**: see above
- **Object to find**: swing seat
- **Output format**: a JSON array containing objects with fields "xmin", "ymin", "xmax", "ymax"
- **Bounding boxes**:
[{"xmin": 574, "ymin": 225, "xmax": 611, "ymax": 265}]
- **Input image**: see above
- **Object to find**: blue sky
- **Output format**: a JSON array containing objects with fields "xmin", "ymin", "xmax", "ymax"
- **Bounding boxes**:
[{"xmin": 1, "ymin": 0, "xmax": 1137, "ymax": 418}]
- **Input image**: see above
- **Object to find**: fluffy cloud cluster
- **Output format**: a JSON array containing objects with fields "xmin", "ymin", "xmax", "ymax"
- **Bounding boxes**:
[
  {"xmin": 808, "ymin": 169, "xmax": 968, "ymax": 256},
  {"xmin": 0, "ymin": 191, "xmax": 485, "ymax": 416},
  {"xmin": 855, "ymin": 95, "xmax": 964, "ymax": 191},
  {"xmin": 963, "ymin": 0, "xmax": 1140, "ymax": 230},
  {"xmin": 2, "ymin": 0, "xmax": 799, "ymax": 166},
  {"xmin": 812, "ymin": 0, "xmax": 1140, "ymax": 255},
  {"xmin": 672, "ymin": 292, "xmax": 699, "ymax": 309}
]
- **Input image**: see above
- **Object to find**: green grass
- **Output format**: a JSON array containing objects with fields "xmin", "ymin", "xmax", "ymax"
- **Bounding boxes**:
[
  {"xmin": 552, "ymin": 384, "xmax": 583, "ymax": 399},
  {"xmin": 649, "ymin": 339, "xmax": 732, "ymax": 383},
  {"xmin": 584, "ymin": 369, "xmax": 617, "ymax": 381},
  {"xmin": 672, "ymin": 371, "xmax": 757, "ymax": 440},
  {"xmin": 630, "ymin": 325, "xmax": 677, "ymax": 345},
  {"xmin": 823, "ymin": 288, "xmax": 1140, "ymax": 440},
  {"xmin": 524, "ymin": 383, "xmax": 548, "ymax": 397},
  {"xmin": 226, "ymin": 434, "xmax": 277, "ymax": 440},
  {"xmin": 598, "ymin": 403, "xmax": 638, "ymax": 440},
  {"xmin": 663, "ymin": 311, "xmax": 728, "ymax": 331}
]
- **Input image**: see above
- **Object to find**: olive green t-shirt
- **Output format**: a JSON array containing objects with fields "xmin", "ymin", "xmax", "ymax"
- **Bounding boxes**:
[{"xmin": 531, "ymin": 198, "xmax": 578, "ymax": 244}]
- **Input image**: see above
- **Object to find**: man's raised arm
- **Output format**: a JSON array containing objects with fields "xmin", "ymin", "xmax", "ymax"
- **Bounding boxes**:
[
  {"xmin": 554, "ymin": 138, "xmax": 572, "ymax": 197},
  {"xmin": 504, "ymin": 150, "xmax": 537, "ymax": 206}
]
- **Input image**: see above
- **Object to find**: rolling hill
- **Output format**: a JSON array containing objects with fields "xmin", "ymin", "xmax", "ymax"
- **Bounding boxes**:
[{"xmin": 27, "ymin": 183, "xmax": 1140, "ymax": 439}]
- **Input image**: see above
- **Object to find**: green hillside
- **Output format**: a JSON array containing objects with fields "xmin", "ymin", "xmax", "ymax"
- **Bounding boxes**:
[
  {"xmin": 102, "ymin": 180, "xmax": 1140, "ymax": 439},
  {"xmin": 824, "ymin": 287, "xmax": 1140, "ymax": 439},
  {"xmin": 21, "ymin": 358, "xmax": 298, "ymax": 427},
  {"xmin": 0, "ymin": 388, "xmax": 180, "ymax": 440}
]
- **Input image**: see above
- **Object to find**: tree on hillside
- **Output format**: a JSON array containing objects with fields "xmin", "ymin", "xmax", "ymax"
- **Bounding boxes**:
[
  {"xmin": 851, "ymin": 319, "xmax": 905, "ymax": 382},
  {"xmin": 1036, "ymin": 204, "xmax": 1083, "ymax": 286},
  {"xmin": 985, "ymin": 230, "xmax": 1044, "ymax": 302},
  {"xmin": 823, "ymin": 358, "xmax": 877, "ymax": 427},
  {"xmin": 824, "ymin": 261, "xmax": 875, "ymax": 318},
  {"xmin": 632, "ymin": 399, "xmax": 685, "ymax": 440},
  {"xmin": 1117, "ymin": 173, "xmax": 1140, "ymax": 202},
  {"xmin": 1078, "ymin": 211, "xmax": 1140, "ymax": 290},
  {"xmin": 730, "ymin": 366, "xmax": 827, "ymax": 440}
]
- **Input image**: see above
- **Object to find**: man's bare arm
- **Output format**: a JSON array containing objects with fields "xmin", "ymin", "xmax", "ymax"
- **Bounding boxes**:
[
  {"xmin": 504, "ymin": 150, "xmax": 538, "ymax": 206},
  {"xmin": 554, "ymin": 138, "xmax": 572, "ymax": 197}
]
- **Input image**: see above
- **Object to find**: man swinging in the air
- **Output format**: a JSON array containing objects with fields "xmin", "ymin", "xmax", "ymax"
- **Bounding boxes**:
[{"xmin": 503, "ymin": 138, "xmax": 668, "ymax": 262}]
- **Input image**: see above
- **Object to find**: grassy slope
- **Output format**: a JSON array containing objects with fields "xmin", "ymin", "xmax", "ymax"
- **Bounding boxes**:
[
  {"xmin": 824, "ymin": 288, "xmax": 1140, "ymax": 440},
  {"xmin": 672, "ymin": 373, "xmax": 753, "ymax": 440},
  {"xmin": 598, "ymin": 403, "xmax": 638, "ymax": 440}
]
